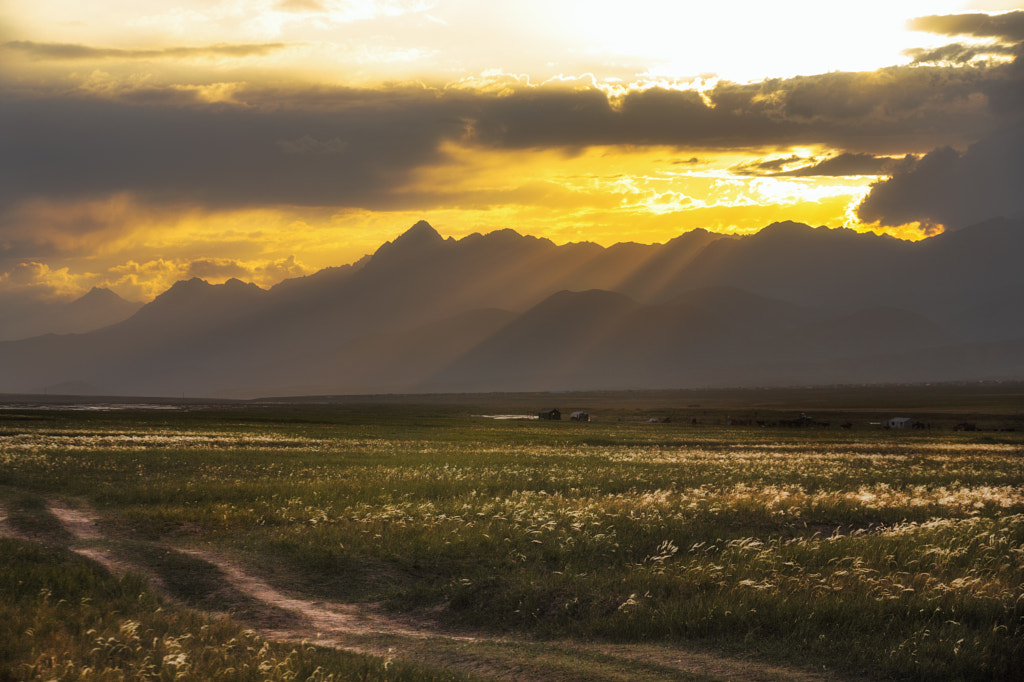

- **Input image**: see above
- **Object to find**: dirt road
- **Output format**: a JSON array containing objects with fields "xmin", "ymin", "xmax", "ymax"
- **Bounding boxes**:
[{"xmin": 0, "ymin": 496, "xmax": 842, "ymax": 682}]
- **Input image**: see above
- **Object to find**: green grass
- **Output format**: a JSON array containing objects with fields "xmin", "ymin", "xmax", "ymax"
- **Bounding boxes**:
[
  {"xmin": 1, "ymin": 491, "xmax": 75, "ymax": 545},
  {"xmin": 1, "ymin": 398, "xmax": 1023, "ymax": 679},
  {"xmin": 0, "ymin": 538, "xmax": 476, "ymax": 681}
]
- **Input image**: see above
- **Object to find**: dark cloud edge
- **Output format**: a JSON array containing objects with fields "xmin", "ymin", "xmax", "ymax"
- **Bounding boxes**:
[
  {"xmin": 1, "ymin": 50, "xmax": 1021, "ymax": 236},
  {"xmin": 856, "ymin": 122, "xmax": 1024, "ymax": 232},
  {"xmin": 908, "ymin": 10, "xmax": 1024, "ymax": 42},
  {"xmin": 730, "ymin": 153, "xmax": 917, "ymax": 178}
]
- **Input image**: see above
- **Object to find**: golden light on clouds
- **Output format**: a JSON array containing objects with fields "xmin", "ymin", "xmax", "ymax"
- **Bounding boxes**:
[
  {"xmin": 1, "ymin": 1, "xmax": 1022, "ymax": 300},
  {"xmin": 398, "ymin": 141, "xmax": 890, "ymax": 239}
]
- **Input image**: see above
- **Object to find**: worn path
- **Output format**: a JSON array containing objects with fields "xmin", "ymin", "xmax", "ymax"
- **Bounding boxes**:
[
  {"xmin": 0, "ymin": 503, "xmax": 16, "ymax": 539},
  {"xmin": 1, "ymin": 496, "xmax": 843, "ymax": 682}
]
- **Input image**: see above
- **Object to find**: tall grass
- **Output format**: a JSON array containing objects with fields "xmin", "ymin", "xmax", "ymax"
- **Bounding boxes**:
[
  {"xmin": 2, "ymin": 409, "xmax": 1022, "ymax": 679},
  {"xmin": 0, "ymin": 538, "xmax": 476, "ymax": 681}
]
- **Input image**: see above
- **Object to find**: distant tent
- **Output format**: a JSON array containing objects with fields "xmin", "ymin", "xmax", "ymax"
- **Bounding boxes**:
[
  {"xmin": 538, "ymin": 408, "xmax": 561, "ymax": 420},
  {"xmin": 570, "ymin": 411, "xmax": 589, "ymax": 422},
  {"xmin": 887, "ymin": 417, "xmax": 918, "ymax": 429}
]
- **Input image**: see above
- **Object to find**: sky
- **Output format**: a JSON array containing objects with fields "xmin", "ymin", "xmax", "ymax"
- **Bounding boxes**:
[{"xmin": 2, "ymin": 1, "xmax": 1023, "ymax": 302}]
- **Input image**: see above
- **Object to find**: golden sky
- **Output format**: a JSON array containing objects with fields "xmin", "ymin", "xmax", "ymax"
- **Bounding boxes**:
[{"xmin": 2, "ymin": 1, "xmax": 1023, "ymax": 301}]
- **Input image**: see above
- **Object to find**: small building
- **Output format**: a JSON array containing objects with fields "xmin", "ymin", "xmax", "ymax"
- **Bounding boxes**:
[
  {"xmin": 570, "ymin": 411, "xmax": 589, "ymax": 422},
  {"xmin": 887, "ymin": 417, "xmax": 918, "ymax": 429},
  {"xmin": 538, "ymin": 408, "xmax": 561, "ymax": 420}
]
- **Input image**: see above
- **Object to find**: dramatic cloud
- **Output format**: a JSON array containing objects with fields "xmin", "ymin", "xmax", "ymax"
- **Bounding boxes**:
[
  {"xmin": 472, "ymin": 62, "xmax": 1013, "ymax": 153},
  {"xmin": 903, "ymin": 11, "xmax": 1024, "ymax": 67},
  {"xmin": 3, "ymin": 3, "xmax": 1020, "ymax": 305},
  {"xmin": 0, "ymin": 261, "xmax": 82, "ymax": 301},
  {"xmin": 1, "ymin": 52, "xmax": 1018, "ymax": 237},
  {"xmin": 185, "ymin": 256, "xmax": 308, "ymax": 286},
  {"xmin": 857, "ymin": 123, "xmax": 1024, "ymax": 231},
  {"xmin": 1, "ymin": 40, "xmax": 290, "ymax": 61},
  {"xmin": 908, "ymin": 10, "xmax": 1024, "ymax": 42},
  {"xmin": 776, "ymin": 153, "xmax": 910, "ymax": 177},
  {"xmin": 97, "ymin": 255, "xmax": 310, "ymax": 299},
  {"xmin": 0, "ymin": 88, "xmax": 470, "ymax": 212}
]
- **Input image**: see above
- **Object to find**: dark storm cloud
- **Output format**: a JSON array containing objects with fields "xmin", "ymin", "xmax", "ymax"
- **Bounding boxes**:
[
  {"xmin": 1, "ymin": 40, "xmax": 290, "ymax": 61},
  {"xmin": 908, "ymin": 11, "xmax": 1024, "ymax": 42},
  {"xmin": 713, "ymin": 66, "xmax": 1013, "ymax": 152},
  {"xmin": 469, "ymin": 86, "xmax": 794, "ymax": 149},
  {"xmin": 0, "ymin": 87, "xmax": 471, "ymax": 211},
  {"xmin": 471, "ymin": 62, "xmax": 1015, "ymax": 153},
  {"xmin": 0, "ymin": 54, "xmax": 1020, "ymax": 215},
  {"xmin": 903, "ymin": 10, "xmax": 1024, "ymax": 67},
  {"xmin": 857, "ymin": 123, "xmax": 1024, "ymax": 231}
]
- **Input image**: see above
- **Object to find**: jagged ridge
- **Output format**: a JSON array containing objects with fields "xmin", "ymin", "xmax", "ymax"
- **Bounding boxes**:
[{"xmin": 1, "ymin": 217, "xmax": 1022, "ymax": 397}]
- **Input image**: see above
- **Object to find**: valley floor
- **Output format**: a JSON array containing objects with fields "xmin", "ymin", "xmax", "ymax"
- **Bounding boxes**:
[{"xmin": 1, "ymin": 386, "xmax": 1022, "ymax": 680}]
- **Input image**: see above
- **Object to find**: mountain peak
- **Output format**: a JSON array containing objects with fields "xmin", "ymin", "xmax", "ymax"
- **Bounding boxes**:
[
  {"xmin": 758, "ymin": 221, "xmax": 815, "ymax": 237},
  {"xmin": 78, "ymin": 286, "xmax": 123, "ymax": 303},
  {"xmin": 151, "ymin": 278, "xmax": 267, "ymax": 307},
  {"xmin": 369, "ymin": 220, "xmax": 447, "ymax": 267},
  {"xmin": 158, "ymin": 277, "xmax": 209, "ymax": 297},
  {"xmin": 396, "ymin": 220, "xmax": 443, "ymax": 246},
  {"xmin": 221, "ymin": 277, "xmax": 262, "ymax": 292}
]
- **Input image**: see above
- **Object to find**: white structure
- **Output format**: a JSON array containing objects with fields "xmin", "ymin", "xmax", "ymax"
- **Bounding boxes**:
[{"xmin": 887, "ymin": 417, "xmax": 916, "ymax": 429}]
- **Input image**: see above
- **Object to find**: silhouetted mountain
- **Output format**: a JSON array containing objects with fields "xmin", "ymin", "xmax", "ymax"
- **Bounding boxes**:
[
  {"xmin": 615, "ymin": 228, "xmax": 726, "ymax": 301},
  {"xmin": 1, "ymin": 217, "xmax": 1022, "ymax": 397},
  {"xmin": 0, "ymin": 287, "xmax": 141, "ymax": 342},
  {"xmin": 368, "ymin": 219, "xmax": 448, "ymax": 268},
  {"xmin": 269, "ymin": 256, "xmax": 369, "ymax": 297},
  {"xmin": 786, "ymin": 307, "xmax": 949, "ymax": 360},
  {"xmin": 425, "ymin": 287, "xmax": 964, "ymax": 393},
  {"xmin": 663, "ymin": 222, "xmax": 915, "ymax": 309},
  {"xmin": 433, "ymin": 290, "xmax": 640, "ymax": 391},
  {"xmin": 313, "ymin": 308, "xmax": 518, "ymax": 395},
  {"xmin": 905, "ymin": 217, "xmax": 1024, "ymax": 339},
  {"xmin": 125, "ymin": 277, "xmax": 267, "ymax": 329}
]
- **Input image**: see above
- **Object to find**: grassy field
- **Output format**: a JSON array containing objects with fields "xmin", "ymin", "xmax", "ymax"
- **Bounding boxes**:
[{"xmin": 1, "ymin": 386, "xmax": 1022, "ymax": 680}]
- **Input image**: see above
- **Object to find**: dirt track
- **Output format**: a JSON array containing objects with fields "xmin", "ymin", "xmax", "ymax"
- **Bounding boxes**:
[
  {"xmin": 0, "ymin": 496, "xmax": 842, "ymax": 682},
  {"xmin": 0, "ymin": 505, "xmax": 16, "ymax": 538},
  {"xmin": 179, "ymin": 548, "xmax": 455, "ymax": 645}
]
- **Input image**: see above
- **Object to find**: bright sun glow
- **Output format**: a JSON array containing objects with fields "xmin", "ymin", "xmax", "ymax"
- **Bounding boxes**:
[
  {"xmin": 0, "ymin": 1, "xmax": 1019, "ymax": 298},
  {"xmin": 566, "ymin": 1, "xmax": 975, "ymax": 82},
  {"xmin": 2, "ymin": 0, "xmax": 984, "ymax": 83}
]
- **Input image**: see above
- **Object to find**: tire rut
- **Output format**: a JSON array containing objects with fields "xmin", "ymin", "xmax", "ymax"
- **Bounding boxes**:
[
  {"xmin": 0, "ymin": 502, "xmax": 20, "ymax": 539},
  {"xmin": 47, "ymin": 500, "xmax": 102, "ymax": 540},
  {"xmin": 30, "ymin": 496, "xmax": 845, "ymax": 682},
  {"xmin": 179, "ymin": 548, "xmax": 458, "ymax": 644}
]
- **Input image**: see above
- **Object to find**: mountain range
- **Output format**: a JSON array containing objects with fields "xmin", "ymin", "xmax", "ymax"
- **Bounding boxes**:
[
  {"xmin": 0, "ymin": 287, "xmax": 142, "ymax": 342},
  {"xmin": 2, "ymin": 218, "xmax": 1023, "ymax": 398}
]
